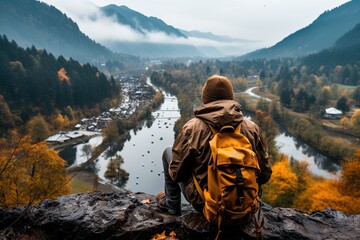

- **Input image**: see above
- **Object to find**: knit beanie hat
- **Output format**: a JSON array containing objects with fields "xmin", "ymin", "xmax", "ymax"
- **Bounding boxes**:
[{"xmin": 202, "ymin": 75, "xmax": 234, "ymax": 104}]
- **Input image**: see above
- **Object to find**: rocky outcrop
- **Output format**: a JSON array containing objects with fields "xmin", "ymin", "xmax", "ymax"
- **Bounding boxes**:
[{"xmin": 1, "ymin": 191, "xmax": 359, "ymax": 240}]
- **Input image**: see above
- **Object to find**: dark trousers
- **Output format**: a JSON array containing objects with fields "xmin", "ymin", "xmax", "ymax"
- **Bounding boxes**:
[{"xmin": 162, "ymin": 147, "xmax": 188, "ymax": 209}]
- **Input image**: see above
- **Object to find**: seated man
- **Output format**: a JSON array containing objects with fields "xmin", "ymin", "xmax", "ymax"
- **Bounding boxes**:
[{"xmin": 156, "ymin": 74, "xmax": 272, "ymax": 215}]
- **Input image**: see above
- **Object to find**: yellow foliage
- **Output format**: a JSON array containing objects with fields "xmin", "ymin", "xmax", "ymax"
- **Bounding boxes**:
[
  {"xmin": 0, "ymin": 136, "xmax": 70, "ymax": 209},
  {"xmin": 340, "ymin": 117, "xmax": 351, "ymax": 128},
  {"xmin": 53, "ymin": 113, "xmax": 65, "ymax": 129},
  {"xmin": 262, "ymin": 150, "xmax": 360, "ymax": 214},
  {"xmin": 295, "ymin": 150, "xmax": 360, "ymax": 214},
  {"xmin": 296, "ymin": 180, "xmax": 360, "ymax": 214},
  {"xmin": 263, "ymin": 156, "xmax": 298, "ymax": 207},
  {"xmin": 351, "ymin": 109, "xmax": 360, "ymax": 134},
  {"xmin": 322, "ymin": 85, "xmax": 332, "ymax": 92}
]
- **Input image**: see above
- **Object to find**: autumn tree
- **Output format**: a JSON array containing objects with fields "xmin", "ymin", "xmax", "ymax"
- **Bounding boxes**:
[
  {"xmin": 104, "ymin": 155, "xmax": 129, "ymax": 187},
  {"xmin": 292, "ymin": 160, "xmax": 320, "ymax": 210},
  {"xmin": 316, "ymin": 86, "xmax": 332, "ymax": 107},
  {"xmin": 0, "ymin": 99, "xmax": 14, "ymax": 136},
  {"xmin": 254, "ymin": 109, "xmax": 278, "ymax": 160},
  {"xmin": 26, "ymin": 115, "xmax": 49, "ymax": 143},
  {"xmin": 232, "ymin": 76, "xmax": 248, "ymax": 91},
  {"xmin": 82, "ymin": 144, "xmax": 92, "ymax": 160},
  {"xmin": 351, "ymin": 109, "xmax": 360, "ymax": 135},
  {"xmin": 262, "ymin": 155, "xmax": 298, "ymax": 207},
  {"xmin": 353, "ymin": 86, "xmax": 360, "ymax": 106},
  {"xmin": 341, "ymin": 149, "xmax": 360, "ymax": 199},
  {"xmin": 64, "ymin": 105, "xmax": 75, "ymax": 121},
  {"xmin": 340, "ymin": 117, "xmax": 351, "ymax": 129},
  {"xmin": 294, "ymin": 149, "xmax": 360, "ymax": 214},
  {"xmin": 0, "ymin": 136, "xmax": 69, "ymax": 209},
  {"xmin": 295, "ymin": 179, "xmax": 359, "ymax": 214},
  {"xmin": 53, "ymin": 113, "xmax": 69, "ymax": 130},
  {"xmin": 103, "ymin": 121, "xmax": 120, "ymax": 150}
]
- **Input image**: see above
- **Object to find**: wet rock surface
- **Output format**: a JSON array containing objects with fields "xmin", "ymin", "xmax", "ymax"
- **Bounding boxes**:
[{"xmin": 1, "ymin": 191, "xmax": 359, "ymax": 240}]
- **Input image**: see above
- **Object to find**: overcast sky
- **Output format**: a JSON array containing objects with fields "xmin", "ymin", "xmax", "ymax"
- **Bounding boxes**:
[{"xmin": 40, "ymin": 0, "xmax": 350, "ymax": 52}]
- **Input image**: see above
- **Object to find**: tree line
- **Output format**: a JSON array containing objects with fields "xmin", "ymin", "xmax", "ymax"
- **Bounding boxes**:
[{"xmin": 0, "ymin": 35, "xmax": 121, "ymax": 137}]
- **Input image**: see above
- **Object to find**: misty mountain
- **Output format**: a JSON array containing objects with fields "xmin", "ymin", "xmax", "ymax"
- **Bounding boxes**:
[
  {"xmin": 101, "ymin": 5, "xmax": 187, "ymax": 38},
  {"xmin": 240, "ymin": 0, "xmax": 360, "ymax": 60},
  {"xmin": 98, "ymin": 5, "xmax": 217, "ymax": 58},
  {"xmin": 0, "ymin": 0, "xmax": 138, "ymax": 65},
  {"xmin": 98, "ymin": 5, "xmax": 255, "ymax": 58},
  {"xmin": 104, "ymin": 41, "xmax": 204, "ymax": 58},
  {"xmin": 0, "ymin": 0, "xmax": 254, "ymax": 59}
]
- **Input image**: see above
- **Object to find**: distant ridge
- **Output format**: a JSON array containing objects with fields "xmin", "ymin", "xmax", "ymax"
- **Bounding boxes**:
[
  {"xmin": 179, "ymin": 29, "xmax": 252, "ymax": 43},
  {"xmin": 240, "ymin": 0, "xmax": 360, "ymax": 60},
  {"xmin": 303, "ymin": 22, "xmax": 360, "ymax": 69},
  {"xmin": 99, "ymin": 4, "xmax": 208, "ymax": 58},
  {"xmin": 101, "ymin": 5, "xmax": 187, "ymax": 38}
]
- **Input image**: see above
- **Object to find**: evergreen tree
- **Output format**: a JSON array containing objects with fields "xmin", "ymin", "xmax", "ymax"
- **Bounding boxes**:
[{"xmin": 336, "ymin": 96, "xmax": 350, "ymax": 112}]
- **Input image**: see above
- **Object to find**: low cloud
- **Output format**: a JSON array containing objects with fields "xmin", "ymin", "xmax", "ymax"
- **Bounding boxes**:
[{"xmin": 40, "ymin": 0, "xmax": 264, "ymax": 53}]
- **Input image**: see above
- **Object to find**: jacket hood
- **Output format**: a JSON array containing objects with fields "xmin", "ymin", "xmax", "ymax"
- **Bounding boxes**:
[{"xmin": 194, "ymin": 100, "xmax": 243, "ymax": 128}]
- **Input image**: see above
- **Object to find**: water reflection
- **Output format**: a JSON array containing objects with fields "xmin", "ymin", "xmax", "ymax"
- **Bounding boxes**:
[
  {"xmin": 104, "ymin": 155, "xmax": 129, "ymax": 188},
  {"xmin": 58, "ymin": 144, "xmax": 76, "ymax": 166},
  {"xmin": 275, "ymin": 131, "xmax": 340, "ymax": 178},
  {"xmin": 116, "ymin": 95, "xmax": 180, "ymax": 194}
]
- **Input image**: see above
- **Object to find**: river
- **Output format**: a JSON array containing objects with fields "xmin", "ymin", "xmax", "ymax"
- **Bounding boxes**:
[{"xmin": 59, "ymin": 82, "xmax": 340, "ymax": 195}]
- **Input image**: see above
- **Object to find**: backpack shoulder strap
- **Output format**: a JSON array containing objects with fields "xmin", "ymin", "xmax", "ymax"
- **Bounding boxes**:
[
  {"xmin": 208, "ymin": 124, "xmax": 218, "ymax": 134},
  {"xmin": 192, "ymin": 174, "xmax": 204, "ymax": 201}
]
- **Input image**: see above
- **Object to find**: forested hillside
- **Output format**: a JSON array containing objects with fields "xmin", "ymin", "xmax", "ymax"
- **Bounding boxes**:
[
  {"xmin": 0, "ymin": 0, "xmax": 139, "ymax": 66},
  {"xmin": 0, "ymin": 35, "xmax": 120, "ymax": 135},
  {"xmin": 303, "ymin": 23, "xmax": 360, "ymax": 82}
]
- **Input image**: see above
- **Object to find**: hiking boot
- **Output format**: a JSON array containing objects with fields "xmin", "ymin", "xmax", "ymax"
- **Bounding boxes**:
[{"xmin": 156, "ymin": 192, "xmax": 181, "ymax": 215}]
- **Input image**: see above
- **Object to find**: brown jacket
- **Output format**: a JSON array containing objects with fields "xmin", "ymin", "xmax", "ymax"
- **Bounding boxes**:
[{"xmin": 169, "ymin": 100, "xmax": 272, "ymax": 210}]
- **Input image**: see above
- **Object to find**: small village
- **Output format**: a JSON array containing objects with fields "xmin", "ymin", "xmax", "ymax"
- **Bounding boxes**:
[{"xmin": 46, "ymin": 76, "xmax": 154, "ymax": 145}]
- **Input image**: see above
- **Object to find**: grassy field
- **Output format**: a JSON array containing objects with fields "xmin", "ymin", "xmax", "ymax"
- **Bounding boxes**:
[
  {"xmin": 68, "ymin": 171, "xmax": 120, "ymax": 194},
  {"xmin": 69, "ymin": 175, "xmax": 94, "ymax": 193},
  {"xmin": 335, "ymin": 83, "xmax": 358, "ymax": 90}
]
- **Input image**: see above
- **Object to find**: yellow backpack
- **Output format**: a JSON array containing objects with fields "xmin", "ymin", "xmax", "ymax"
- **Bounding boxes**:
[{"xmin": 193, "ymin": 124, "xmax": 262, "ymax": 237}]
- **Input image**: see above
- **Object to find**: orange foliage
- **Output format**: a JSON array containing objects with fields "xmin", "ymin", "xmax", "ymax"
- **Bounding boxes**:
[
  {"xmin": 57, "ymin": 67, "xmax": 71, "ymax": 83},
  {"xmin": 0, "ymin": 136, "xmax": 69, "ymax": 209},
  {"xmin": 296, "ymin": 180, "xmax": 360, "ymax": 214},
  {"xmin": 341, "ymin": 149, "xmax": 360, "ymax": 198},
  {"xmin": 53, "ymin": 113, "xmax": 70, "ymax": 130},
  {"xmin": 295, "ymin": 149, "xmax": 360, "ymax": 214}
]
